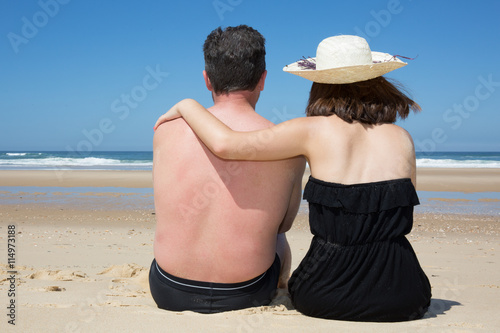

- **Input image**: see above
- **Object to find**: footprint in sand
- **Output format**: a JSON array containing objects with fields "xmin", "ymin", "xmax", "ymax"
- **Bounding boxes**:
[
  {"xmin": 27, "ymin": 270, "xmax": 88, "ymax": 281},
  {"xmin": 98, "ymin": 263, "xmax": 147, "ymax": 278},
  {"xmin": 44, "ymin": 286, "xmax": 66, "ymax": 292},
  {"xmin": 95, "ymin": 264, "xmax": 152, "ymax": 307},
  {"xmin": 98, "ymin": 263, "xmax": 150, "ymax": 292}
]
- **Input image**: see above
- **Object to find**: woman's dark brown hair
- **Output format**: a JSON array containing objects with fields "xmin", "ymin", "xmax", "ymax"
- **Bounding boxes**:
[{"xmin": 306, "ymin": 77, "xmax": 421, "ymax": 124}]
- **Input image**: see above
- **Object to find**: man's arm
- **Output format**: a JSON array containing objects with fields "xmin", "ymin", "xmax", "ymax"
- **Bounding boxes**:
[{"xmin": 278, "ymin": 158, "xmax": 306, "ymax": 234}]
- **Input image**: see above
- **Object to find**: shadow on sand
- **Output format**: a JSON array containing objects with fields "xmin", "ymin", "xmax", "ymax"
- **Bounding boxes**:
[{"xmin": 422, "ymin": 298, "xmax": 462, "ymax": 319}]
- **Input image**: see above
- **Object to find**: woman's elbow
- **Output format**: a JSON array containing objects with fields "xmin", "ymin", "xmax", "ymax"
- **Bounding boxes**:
[
  {"xmin": 210, "ymin": 144, "xmax": 231, "ymax": 159},
  {"xmin": 208, "ymin": 134, "xmax": 236, "ymax": 160}
]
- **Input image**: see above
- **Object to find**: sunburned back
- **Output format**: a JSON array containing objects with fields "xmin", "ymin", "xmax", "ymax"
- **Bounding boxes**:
[
  {"xmin": 307, "ymin": 115, "xmax": 416, "ymax": 185},
  {"xmin": 153, "ymin": 107, "xmax": 303, "ymax": 283}
]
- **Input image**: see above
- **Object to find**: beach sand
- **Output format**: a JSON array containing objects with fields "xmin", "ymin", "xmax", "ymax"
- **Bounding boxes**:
[
  {"xmin": 1, "ymin": 167, "xmax": 500, "ymax": 192},
  {"xmin": 0, "ymin": 169, "xmax": 499, "ymax": 332}
]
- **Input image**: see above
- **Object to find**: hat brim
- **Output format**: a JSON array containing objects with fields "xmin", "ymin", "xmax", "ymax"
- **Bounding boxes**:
[{"xmin": 283, "ymin": 54, "xmax": 407, "ymax": 84}]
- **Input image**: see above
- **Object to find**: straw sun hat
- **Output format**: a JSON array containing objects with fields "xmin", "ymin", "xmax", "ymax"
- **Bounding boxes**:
[{"xmin": 283, "ymin": 35, "xmax": 407, "ymax": 84}]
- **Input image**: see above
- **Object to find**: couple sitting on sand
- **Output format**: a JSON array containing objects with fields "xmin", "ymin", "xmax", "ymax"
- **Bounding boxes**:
[{"xmin": 149, "ymin": 25, "xmax": 431, "ymax": 322}]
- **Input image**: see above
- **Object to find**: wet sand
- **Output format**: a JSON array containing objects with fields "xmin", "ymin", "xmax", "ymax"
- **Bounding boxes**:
[{"xmin": 1, "ymin": 168, "xmax": 500, "ymax": 192}]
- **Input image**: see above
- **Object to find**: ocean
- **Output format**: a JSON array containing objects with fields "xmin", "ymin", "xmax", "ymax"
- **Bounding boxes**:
[
  {"xmin": 0, "ymin": 151, "xmax": 499, "ymax": 170},
  {"xmin": 0, "ymin": 151, "xmax": 153, "ymax": 170}
]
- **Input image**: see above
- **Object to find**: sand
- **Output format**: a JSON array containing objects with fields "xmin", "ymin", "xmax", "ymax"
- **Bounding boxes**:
[
  {"xmin": 0, "ymin": 168, "xmax": 499, "ymax": 332},
  {"xmin": 1, "ymin": 168, "xmax": 500, "ymax": 192}
]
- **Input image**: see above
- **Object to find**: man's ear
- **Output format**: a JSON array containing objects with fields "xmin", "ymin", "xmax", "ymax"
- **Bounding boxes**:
[
  {"xmin": 203, "ymin": 70, "xmax": 213, "ymax": 91},
  {"xmin": 258, "ymin": 70, "xmax": 267, "ymax": 91}
]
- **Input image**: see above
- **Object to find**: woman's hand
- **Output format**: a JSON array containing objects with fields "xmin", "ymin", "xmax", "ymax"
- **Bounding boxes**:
[{"xmin": 153, "ymin": 100, "xmax": 189, "ymax": 131}]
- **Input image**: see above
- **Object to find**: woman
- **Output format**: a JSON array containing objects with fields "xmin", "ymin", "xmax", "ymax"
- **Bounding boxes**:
[{"xmin": 154, "ymin": 35, "xmax": 431, "ymax": 322}]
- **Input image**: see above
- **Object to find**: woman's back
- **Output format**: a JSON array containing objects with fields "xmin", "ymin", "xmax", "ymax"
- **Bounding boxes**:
[{"xmin": 306, "ymin": 115, "xmax": 416, "ymax": 186}]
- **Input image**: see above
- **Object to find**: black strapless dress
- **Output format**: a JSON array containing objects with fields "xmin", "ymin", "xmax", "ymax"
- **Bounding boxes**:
[{"xmin": 288, "ymin": 176, "xmax": 431, "ymax": 322}]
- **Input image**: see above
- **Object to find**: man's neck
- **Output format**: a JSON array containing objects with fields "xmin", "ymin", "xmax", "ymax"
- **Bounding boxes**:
[{"xmin": 212, "ymin": 90, "xmax": 259, "ymax": 111}]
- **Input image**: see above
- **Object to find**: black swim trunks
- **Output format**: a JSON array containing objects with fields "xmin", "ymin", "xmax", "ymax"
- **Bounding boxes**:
[{"xmin": 149, "ymin": 254, "xmax": 281, "ymax": 313}]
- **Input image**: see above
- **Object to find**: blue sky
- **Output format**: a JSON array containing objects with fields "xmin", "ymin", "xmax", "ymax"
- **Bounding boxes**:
[{"xmin": 1, "ymin": 0, "xmax": 499, "ymax": 152}]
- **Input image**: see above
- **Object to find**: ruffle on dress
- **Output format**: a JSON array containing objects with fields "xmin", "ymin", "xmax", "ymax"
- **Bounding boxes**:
[{"xmin": 303, "ymin": 176, "xmax": 420, "ymax": 214}]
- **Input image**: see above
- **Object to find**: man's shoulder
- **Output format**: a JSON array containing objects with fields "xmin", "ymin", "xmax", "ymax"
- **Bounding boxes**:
[
  {"xmin": 245, "ymin": 113, "xmax": 275, "ymax": 129},
  {"xmin": 153, "ymin": 118, "xmax": 195, "ymax": 148}
]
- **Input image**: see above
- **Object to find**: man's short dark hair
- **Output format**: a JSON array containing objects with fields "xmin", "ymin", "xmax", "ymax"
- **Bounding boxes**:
[{"xmin": 203, "ymin": 25, "xmax": 266, "ymax": 94}]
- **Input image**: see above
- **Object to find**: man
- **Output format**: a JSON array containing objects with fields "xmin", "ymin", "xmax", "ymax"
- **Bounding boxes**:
[{"xmin": 149, "ymin": 25, "xmax": 305, "ymax": 313}]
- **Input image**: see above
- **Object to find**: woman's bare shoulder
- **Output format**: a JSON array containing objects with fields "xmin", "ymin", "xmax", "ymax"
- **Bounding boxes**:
[
  {"xmin": 391, "ymin": 124, "xmax": 414, "ymax": 147},
  {"xmin": 380, "ymin": 123, "xmax": 414, "ymax": 141}
]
